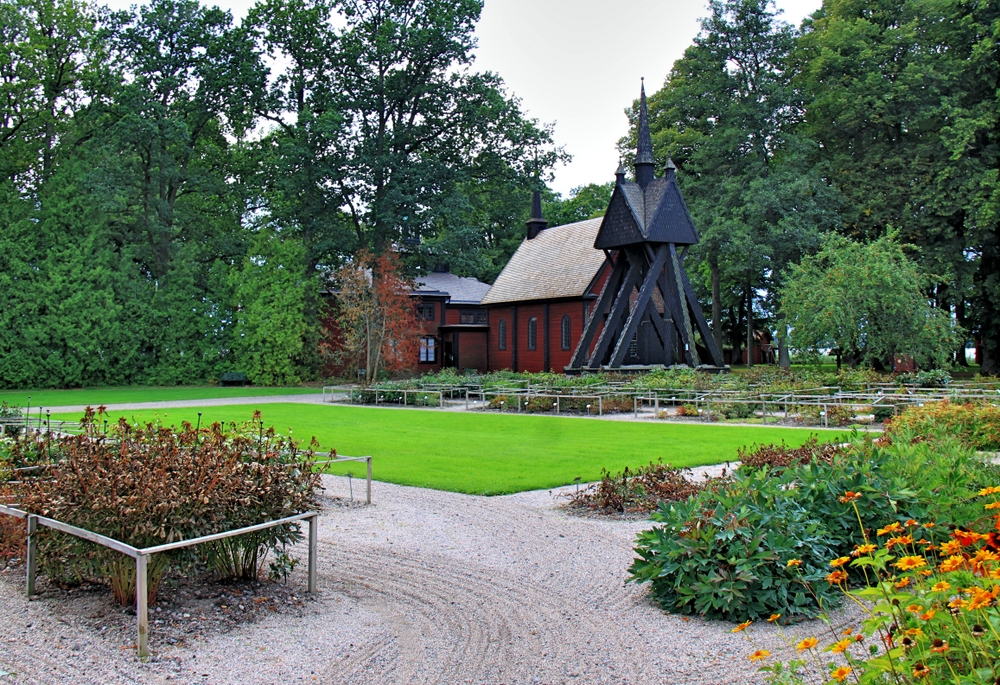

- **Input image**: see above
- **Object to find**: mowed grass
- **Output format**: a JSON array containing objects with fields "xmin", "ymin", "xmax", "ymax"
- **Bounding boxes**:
[
  {"xmin": 56, "ymin": 403, "xmax": 846, "ymax": 495},
  {"xmin": 0, "ymin": 386, "xmax": 321, "ymax": 409}
]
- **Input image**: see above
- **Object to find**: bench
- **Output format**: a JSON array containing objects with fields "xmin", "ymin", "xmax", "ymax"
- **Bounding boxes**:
[{"xmin": 220, "ymin": 372, "xmax": 249, "ymax": 387}]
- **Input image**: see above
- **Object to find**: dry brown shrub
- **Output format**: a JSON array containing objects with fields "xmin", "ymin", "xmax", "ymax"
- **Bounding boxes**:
[
  {"xmin": 568, "ymin": 461, "xmax": 726, "ymax": 514},
  {"xmin": 737, "ymin": 436, "xmax": 843, "ymax": 470}
]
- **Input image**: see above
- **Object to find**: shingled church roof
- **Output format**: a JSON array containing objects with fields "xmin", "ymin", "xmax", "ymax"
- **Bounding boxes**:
[{"xmin": 480, "ymin": 218, "xmax": 607, "ymax": 305}]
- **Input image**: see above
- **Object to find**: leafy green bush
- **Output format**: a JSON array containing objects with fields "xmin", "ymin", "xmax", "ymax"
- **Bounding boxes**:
[
  {"xmin": 14, "ymin": 408, "xmax": 320, "ymax": 604},
  {"xmin": 885, "ymin": 400, "xmax": 1000, "ymax": 450},
  {"xmin": 629, "ymin": 429, "xmax": 989, "ymax": 622},
  {"xmin": 716, "ymin": 401, "xmax": 754, "ymax": 420},
  {"xmin": 896, "ymin": 368, "xmax": 952, "ymax": 387},
  {"xmin": 0, "ymin": 402, "xmax": 22, "ymax": 437}
]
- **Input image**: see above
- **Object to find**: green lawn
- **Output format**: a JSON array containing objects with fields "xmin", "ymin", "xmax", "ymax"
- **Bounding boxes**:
[
  {"xmin": 0, "ymin": 385, "xmax": 321, "ymax": 409},
  {"xmin": 56, "ymin": 404, "xmax": 844, "ymax": 495}
]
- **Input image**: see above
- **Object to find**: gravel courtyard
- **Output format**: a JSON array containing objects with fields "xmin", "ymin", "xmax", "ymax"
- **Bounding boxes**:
[{"xmin": 0, "ymin": 473, "xmax": 850, "ymax": 685}]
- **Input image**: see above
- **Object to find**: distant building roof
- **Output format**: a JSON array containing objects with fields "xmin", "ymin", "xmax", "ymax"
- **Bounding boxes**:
[
  {"xmin": 415, "ymin": 271, "xmax": 491, "ymax": 304},
  {"xmin": 480, "ymin": 218, "xmax": 608, "ymax": 306}
]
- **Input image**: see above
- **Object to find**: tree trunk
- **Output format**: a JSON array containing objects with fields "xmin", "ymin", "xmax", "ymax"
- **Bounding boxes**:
[
  {"xmin": 955, "ymin": 296, "xmax": 969, "ymax": 366},
  {"xmin": 710, "ymin": 251, "xmax": 723, "ymax": 355},
  {"xmin": 978, "ymin": 235, "xmax": 1000, "ymax": 375},
  {"xmin": 745, "ymin": 278, "xmax": 753, "ymax": 367},
  {"xmin": 778, "ymin": 326, "xmax": 790, "ymax": 368}
]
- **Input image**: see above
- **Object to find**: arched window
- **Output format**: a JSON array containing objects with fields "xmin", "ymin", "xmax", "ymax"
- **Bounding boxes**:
[
  {"xmin": 561, "ymin": 315, "xmax": 572, "ymax": 350},
  {"xmin": 498, "ymin": 318, "xmax": 507, "ymax": 351},
  {"xmin": 527, "ymin": 317, "xmax": 537, "ymax": 350}
]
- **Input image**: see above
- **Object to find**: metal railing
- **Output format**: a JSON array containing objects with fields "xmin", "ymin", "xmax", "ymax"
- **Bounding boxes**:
[{"xmin": 0, "ymin": 505, "xmax": 319, "ymax": 658}]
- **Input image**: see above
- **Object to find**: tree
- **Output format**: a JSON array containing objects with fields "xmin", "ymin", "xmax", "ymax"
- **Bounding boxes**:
[
  {"xmin": 544, "ymin": 182, "xmax": 613, "ymax": 228},
  {"xmin": 333, "ymin": 250, "xmax": 417, "ymax": 384},
  {"xmin": 782, "ymin": 232, "xmax": 956, "ymax": 369},
  {"xmin": 794, "ymin": 0, "xmax": 999, "ymax": 371},
  {"xmin": 230, "ymin": 229, "xmax": 309, "ymax": 385},
  {"xmin": 642, "ymin": 0, "xmax": 839, "ymax": 365}
]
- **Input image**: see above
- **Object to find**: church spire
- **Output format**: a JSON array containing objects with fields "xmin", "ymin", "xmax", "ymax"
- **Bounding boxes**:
[
  {"xmin": 525, "ymin": 188, "xmax": 547, "ymax": 240},
  {"xmin": 635, "ymin": 79, "xmax": 655, "ymax": 189}
]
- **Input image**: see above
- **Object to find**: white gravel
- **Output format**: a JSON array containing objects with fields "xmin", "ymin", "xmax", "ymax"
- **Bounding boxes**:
[{"xmin": 0, "ymin": 474, "xmax": 860, "ymax": 684}]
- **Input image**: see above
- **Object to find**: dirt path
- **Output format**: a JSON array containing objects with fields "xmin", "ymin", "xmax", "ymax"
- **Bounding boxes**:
[{"xmin": 0, "ymin": 474, "xmax": 853, "ymax": 685}]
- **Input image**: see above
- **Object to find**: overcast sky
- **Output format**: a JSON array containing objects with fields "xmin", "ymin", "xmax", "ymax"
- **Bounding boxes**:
[{"xmin": 102, "ymin": 0, "xmax": 823, "ymax": 196}]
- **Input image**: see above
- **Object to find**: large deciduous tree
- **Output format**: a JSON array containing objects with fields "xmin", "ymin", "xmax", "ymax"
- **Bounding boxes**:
[{"xmin": 642, "ymin": 0, "xmax": 840, "ymax": 366}]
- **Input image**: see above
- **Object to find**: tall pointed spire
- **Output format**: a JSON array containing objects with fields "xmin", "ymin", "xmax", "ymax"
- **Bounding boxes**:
[
  {"xmin": 635, "ymin": 78, "xmax": 655, "ymax": 188},
  {"xmin": 525, "ymin": 188, "xmax": 547, "ymax": 240}
]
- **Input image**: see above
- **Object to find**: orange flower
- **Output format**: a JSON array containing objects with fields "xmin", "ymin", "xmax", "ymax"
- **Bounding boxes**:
[
  {"xmin": 948, "ymin": 598, "xmax": 969, "ymax": 609},
  {"xmin": 905, "ymin": 604, "xmax": 922, "ymax": 613},
  {"xmin": 830, "ymin": 556, "xmax": 852, "ymax": 568},
  {"xmin": 922, "ymin": 522, "xmax": 936, "ymax": 529},
  {"xmin": 954, "ymin": 530, "xmax": 987, "ymax": 546},
  {"xmin": 912, "ymin": 662, "xmax": 931, "ymax": 678},
  {"xmin": 895, "ymin": 577, "xmax": 911, "ymax": 589},
  {"xmin": 968, "ymin": 587, "xmax": 999, "ymax": 611},
  {"xmin": 978, "ymin": 487, "xmax": 999, "ymax": 496},
  {"xmin": 796, "ymin": 637, "xmax": 818, "ymax": 652},
  {"xmin": 830, "ymin": 638, "xmax": 852, "ymax": 654},
  {"xmin": 766, "ymin": 614, "xmax": 781, "ymax": 623},
  {"xmin": 932, "ymin": 581, "xmax": 951, "ymax": 592},
  {"xmin": 985, "ymin": 502, "xmax": 1000, "ymax": 510},
  {"xmin": 973, "ymin": 549, "xmax": 1000, "ymax": 564},
  {"xmin": 878, "ymin": 522, "xmax": 902, "ymax": 536},
  {"xmin": 830, "ymin": 666, "xmax": 851, "ymax": 682},
  {"xmin": 904, "ymin": 628, "xmax": 924, "ymax": 637},
  {"xmin": 838, "ymin": 491, "xmax": 861, "ymax": 503},
  {"xmin": 826, "ymin": 570, "xmax": 848, "ymax": 584},
  {"xmin": 786, "ymin": 559, "xmax": 802, "ymax": 568},
  {"xmin": 748, "ymin": 649, "xmax": 770, "ymax": 662},
  {"xmin": 939, "ymin": 540, "xmax": 962, "ymax": 555},
  {"xmin": 920, "ymin": 609, "xmax": 936, "ymax": 621},
  {"xmin": 939, "ymin": 555, "xmax": 965, "ymax": 572},
  {"xmin": 886, "ymin": 535, "xmax": 914, "ymax": 549},
  {"xmin": 930, "ymin": 639, "xmax": 949, "ymax": 653},
  {"xmin": 895, "ymin": 556, "xmax": 927, "ymax": 571},
  {"xmin": 852, "ymin": 543, "xmax": 877, "ymax": 556},
  {"xmin": 905, "ymin": 519, "xmax": 920, "ymax": 527},
  {"xmin": 731, "ymin": 620, "xmax": 752, "ymax": 633},
  {"xmin": 918, "ymin": 569, "xmax": 933, "ymax": 577}
]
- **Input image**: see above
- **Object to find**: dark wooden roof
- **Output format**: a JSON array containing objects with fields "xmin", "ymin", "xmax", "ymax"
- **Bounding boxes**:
[{"xmin": 594, "ymin": 169, "xmax": 700, "ymax": 249}]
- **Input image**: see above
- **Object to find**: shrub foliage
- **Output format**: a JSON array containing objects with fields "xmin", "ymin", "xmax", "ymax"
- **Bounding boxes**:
[{"xmin": 9, "ymin": 408, "xmax": 320, "ymax": 604}]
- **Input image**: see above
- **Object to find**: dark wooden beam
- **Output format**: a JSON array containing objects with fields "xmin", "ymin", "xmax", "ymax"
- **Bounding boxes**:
[
  {"xmin": 664, "ymin": 246, "xmax": 696, "ymax": 366},
  {"xmin": 609, "ymin": 245, "xmax": 668, "ymax": 367},
  {"xmin": 587, "ymin": 251, "xmax": 642, "ymax": 368},
  {"xmin": 569, "ymin": 254, "xmax": 626, "ymax": 368},
  {"xmin": 677, "ymin": 262, "xmax": 726, "ymax": 367}
]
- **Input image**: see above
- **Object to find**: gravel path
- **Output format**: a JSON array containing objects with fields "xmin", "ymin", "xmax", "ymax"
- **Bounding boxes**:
[{"xmin": 0, "ymin": 474, "xmax": 857, "ymax": 685}]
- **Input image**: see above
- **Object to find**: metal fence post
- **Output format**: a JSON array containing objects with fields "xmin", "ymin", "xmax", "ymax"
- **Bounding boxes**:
[
  {"xmin": 598, "ymin": 397, "xmax": 603, "ymax": 416},
  {"xmin": 26, "ymin": 514, "xmax": 37, "ymax": 597},
  {"xmin": 136, "ymin": 553, "xmax": 149, "ymax": 658},
  {"xmin": 307, "ymin": 515, "xmax": 318, "ymax": 594}
]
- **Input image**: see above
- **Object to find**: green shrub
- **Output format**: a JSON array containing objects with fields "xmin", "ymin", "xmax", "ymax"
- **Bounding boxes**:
[
  {"xmin": 885, "ymin": 400, "xmax": 1000, "ymax": 450},
  {"xmin": 716, "ymin": 401, "xmax": 754, "ymax": 420},
  {"xmin": 0, "ymin": 402, "xmax": 22, "ymax": 437},
  {"xmin": 14, "ymin": 408, "xmax": 320, "ymax": 604},
  {"xmin": 629, "ymin": 430, "xmax": 989, "ymax": 622}
]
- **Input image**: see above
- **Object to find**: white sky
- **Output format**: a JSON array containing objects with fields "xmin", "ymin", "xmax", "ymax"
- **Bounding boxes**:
[{"xmin": 102, "ymin": 0, "xmax": 823, "ymax": 196}]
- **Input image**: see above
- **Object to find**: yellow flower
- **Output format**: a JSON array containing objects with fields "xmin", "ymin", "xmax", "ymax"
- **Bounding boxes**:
[
  {"xmin": 905, "ymin": 603, "xmax": 922, "ymax": 613},
  {"xmin": 920, "ymin": 609, "xmax": 936, "ymax": 621},
  {"xmin": 968, "ymin": 587, "xmax": 999, "ymax": 611},
  {"xmin": 830, "ymin": 638, "xmax": 852, "ymax": 654},
  {"xmin": 830, "ymin": 556, "xmax": 852, "ymax": 568},
  {"xmin": 939, "ymin": 555, "xmax": 965, "ymax": 572},
  {"xmin": 932, "ymin": 581, "xmax": 951, "ymax": 592},
  {"xmin": 878, "ymin": 522, "xmax": 902, "ymax": 536},
  {"xmin": 731, "ymin": 620, "xmax": 752, "ymax": 633},
  {"xmin": 748, "ymin": 649, "xmax": 770, "ymax": 662},
  {"xmin": 851, "ymin": 543, "xmax": 877, "ymax": 556},
  {"xmin": 978, "ymin": 487, "xmax": 999, "ymax": 496},
  {"xmin": 973, "ymin": 549, "xmax": 1000, "ymax": 564},
  {"xmin": 766, "ymin": 613, "xmax": 781, "ymax": 623},
  {"xmin": 904, "ymin": 628, "xmax": 924, "ymax": 637},
  {"xmin": 948, "ymin": 598, "xmax": 969, "ymax": 609},
  {"xmin": 885, "ymin": 535, "xmax": 913, "ymax": 549},
  {"xmin": 985, "ymin": 502, "xmax": 1000, "ymax": 510},
  {"xmin": 786, "ymin": 559, "xmax": 802, "ymax": 568},
  {"xmin": 895, "ymin": 556, "xmax": 927, "ymax": 571},
  {"xmin": 940, "ymin": 540, "xmax": 962, "ymax": 555},
  {"xmin": 796, "ymin": 637, "xmax": 818, "ymax": 652},
  {"xmin": 830, "ymin": 666, "xmax": 851, "ymax": 682}
]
